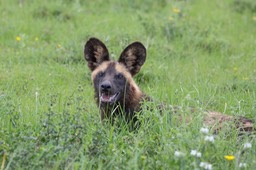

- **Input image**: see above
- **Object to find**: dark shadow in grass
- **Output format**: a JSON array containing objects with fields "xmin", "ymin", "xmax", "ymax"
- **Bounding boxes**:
[
  {"xmin": 218, "ymin": 80, "xmax": 256, "ymax": 93},
  {"xmin": 233, "ymin": 0, "xmax": 256, "ymax": 13},
  {"xmin": 33, "ymin": 6, "xmax": 73, "ymax": 22}
]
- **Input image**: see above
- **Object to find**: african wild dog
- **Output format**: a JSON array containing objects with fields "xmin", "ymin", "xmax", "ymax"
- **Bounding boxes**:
[
  {"xmin": 84, "ymin": 37, "xmax": 254, "ymax": 132},
  {"xmin": 84, "ymin": 37, "xmax": 147, "ymax": 123}
]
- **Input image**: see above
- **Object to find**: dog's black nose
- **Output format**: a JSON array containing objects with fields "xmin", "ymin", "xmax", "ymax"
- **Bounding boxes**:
[{"xmin": 100, "ymin": 81, "xmax": 111, "ymax": 91}]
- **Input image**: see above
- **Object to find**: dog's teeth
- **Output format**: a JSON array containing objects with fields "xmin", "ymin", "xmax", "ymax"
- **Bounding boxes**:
[{"xmin": 100, "ymin": 93, "xmax": 119, "ymax": 103}]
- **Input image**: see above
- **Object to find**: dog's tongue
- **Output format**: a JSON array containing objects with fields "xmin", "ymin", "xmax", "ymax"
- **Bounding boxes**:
[
  {"xmin": 101, "ymin": 94, "xmax": 110, "ymax": 101},
  {"xmin": 100, "ymin": 93, "xmax": 118, "ymax": 103},
  {"xmin": 101, "ymin": 94, "xmax": 112, "ymax": 102}
]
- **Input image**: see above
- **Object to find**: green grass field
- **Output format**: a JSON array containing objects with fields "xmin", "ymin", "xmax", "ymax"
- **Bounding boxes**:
[{"xmin": 1, "ymin": 0, "xmax": 256, "ymax": 169}]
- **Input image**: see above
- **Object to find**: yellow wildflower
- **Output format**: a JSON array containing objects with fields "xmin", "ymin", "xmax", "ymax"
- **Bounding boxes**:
[
  {"xmin": 35, "ymin": 37, "xmax": 39, "ymax": 41},
  {"xmin": 224, "ymin": 155, "xmax": 235, "ymax": 161},
  {"xmin": 173, "ymin": 8, "xmax": 180, "ymax": 14},
  {"xmin": 16, "ymin": 36, "xmax": 21, "ymax": 41},
  {"xmin": 57, "ymin": 44, "xmax": 62, "ymax": 48},
  {"xmin": 252, "ymin": 16, "xmax": 256, "ymax": 21},
  {"xmin": 233, "ymin": 67, "xmax": 238, "ymax": 72}
]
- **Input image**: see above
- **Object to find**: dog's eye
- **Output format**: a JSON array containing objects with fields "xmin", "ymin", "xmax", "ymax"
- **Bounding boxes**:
[
  {"xmin": 98, "ymin": 72, "xmax": 105, "ymax": 77},
  {"xmin": 115, "ymin": 73, "xmax": 124, "ymax": 79}
]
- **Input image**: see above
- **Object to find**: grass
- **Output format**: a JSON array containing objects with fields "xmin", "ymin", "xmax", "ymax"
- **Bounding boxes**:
[{"xmin": 0, "ymin": 0, "xmax": 256, "ymax": 169}]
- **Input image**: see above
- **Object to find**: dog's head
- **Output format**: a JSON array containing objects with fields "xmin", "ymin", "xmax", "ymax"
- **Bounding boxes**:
[{"xmin": 84, "ymin": 38, "xmax": 146, "ymax": 107}]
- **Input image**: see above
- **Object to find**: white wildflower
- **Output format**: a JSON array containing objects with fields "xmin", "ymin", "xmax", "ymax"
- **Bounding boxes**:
[
  {"xmin": 35, "ymin": 91, "xmax": 39, "ymax": 114},
  {"xmin": 185, "ymin": 94, "xmax": 191, "ymax": 100},
  {"xmin": 204, "ymin": 135, "xmax": 214, "ymax": 143},
  {"xmin": 200, "ymin": 127, "xmax": 209, "ymax": 134},
  {"xmin": 243, "ymin": 142, "xmax": 252, "ymax": 149},
  {"xmin": 200, "ymin": 162, "xmax": 212, "ymax": 170},
  {"xmin": 199, "ymin": 162, "xmax": 205, "ymax": 167},
  {"xmin": 190, "ymin": 150, "xmax": 201, "ymax": 157},
  {"xmin": 239, "ymin": 163, "xmax": 247, "ymax": 168},
  {"xmin": 174, "ymin": 151, "xmax": 185, "ymax": 157},
  {"xmin": 190, "ymin": 150, "xmax": 197, "ymax": 155},
  {"xmin": 35, "ymin": 91, "xmax": 39, "ymax": 97},
  {"xmin": 206, "ymin": 164, "xmax": 212, "ymax": 170}
]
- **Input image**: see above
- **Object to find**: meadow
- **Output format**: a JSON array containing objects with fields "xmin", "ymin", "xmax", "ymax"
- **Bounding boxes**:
[{"xmin": 0, "ymin": 0, "xmax": 256, "ymax": 169}]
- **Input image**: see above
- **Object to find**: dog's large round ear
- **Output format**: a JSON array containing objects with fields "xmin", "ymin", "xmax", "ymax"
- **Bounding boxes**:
[
  {"xmin": 118, "ymin": 42, "xmax": 146, "ymax": 76},
  {"xmin": 84, "ymin": 38, "xmax": 110, "ymax": 71}
]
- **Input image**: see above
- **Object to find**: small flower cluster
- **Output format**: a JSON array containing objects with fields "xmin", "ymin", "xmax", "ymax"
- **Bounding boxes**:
[
  {"xmin": 200, "ymin": 127, "xmax": 209, "ymax": 134},
  {"xmin": 199, "ymin": 127, "xmax": 213, "ymax": 169},
  {"xmin": 174, "ymin": 151, "xmax": 185, "ymax": 158},
  {"xmin": 204, "ymin": 135, "xmax": 214, "ymax": 143},
  {"xmin": 237, "ymin": 142, "xmax": 252, "ymax": 168},
  {"xmin": 200, "ymin": 162, "xmax": 212, "ymax": 170},
  {"xmin": 173, "ymin": 127, "xmax": 253, "ymax": 169},
  {"xmin": 200, "ymin": 127, "xmax": 215, "ymax": 143},
  {"xmin": 239, "ymin": 163, "xmax": 247, "ymax": 168},
  {"xmin": 243, "ymin": 142, "xmax": 252, "ymax": 149},
  {"xmin": 168, "ymin": 7, "xmax": 182, "ymax": 21},
  {"xmin": 190, "ymin": 150, "xmax": 201, "ymax": 158},
  {"xmin": 15, "ymin": 34, "xmax": 39, "ymax": 48},
  {"xmin": 174, "ymin": 127, "xmax": 214, "ymax": 169}
]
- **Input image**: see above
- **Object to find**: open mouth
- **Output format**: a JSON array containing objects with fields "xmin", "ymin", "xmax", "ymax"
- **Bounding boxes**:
[{"xmin": 100, "ymin": 92, "xmax": 120, "ymax": 103}]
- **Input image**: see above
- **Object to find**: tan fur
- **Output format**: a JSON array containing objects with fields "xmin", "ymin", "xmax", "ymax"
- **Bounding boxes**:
[
  {"xmin": 94, "ymin": 46, "xmax": 106, "ymax": 63},
  {"xmin": 125, "ymin": 50, "xmax": 137, "ymax": 67},
  {"xmin": 91, "ymin": 61, "xmax": 111, "ymax": 81}
]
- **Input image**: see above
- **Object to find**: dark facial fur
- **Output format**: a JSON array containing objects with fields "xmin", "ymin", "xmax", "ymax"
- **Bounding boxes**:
[{"xmin": 93, "ymin": 62, "xmax": 128, "ymax": 106}]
